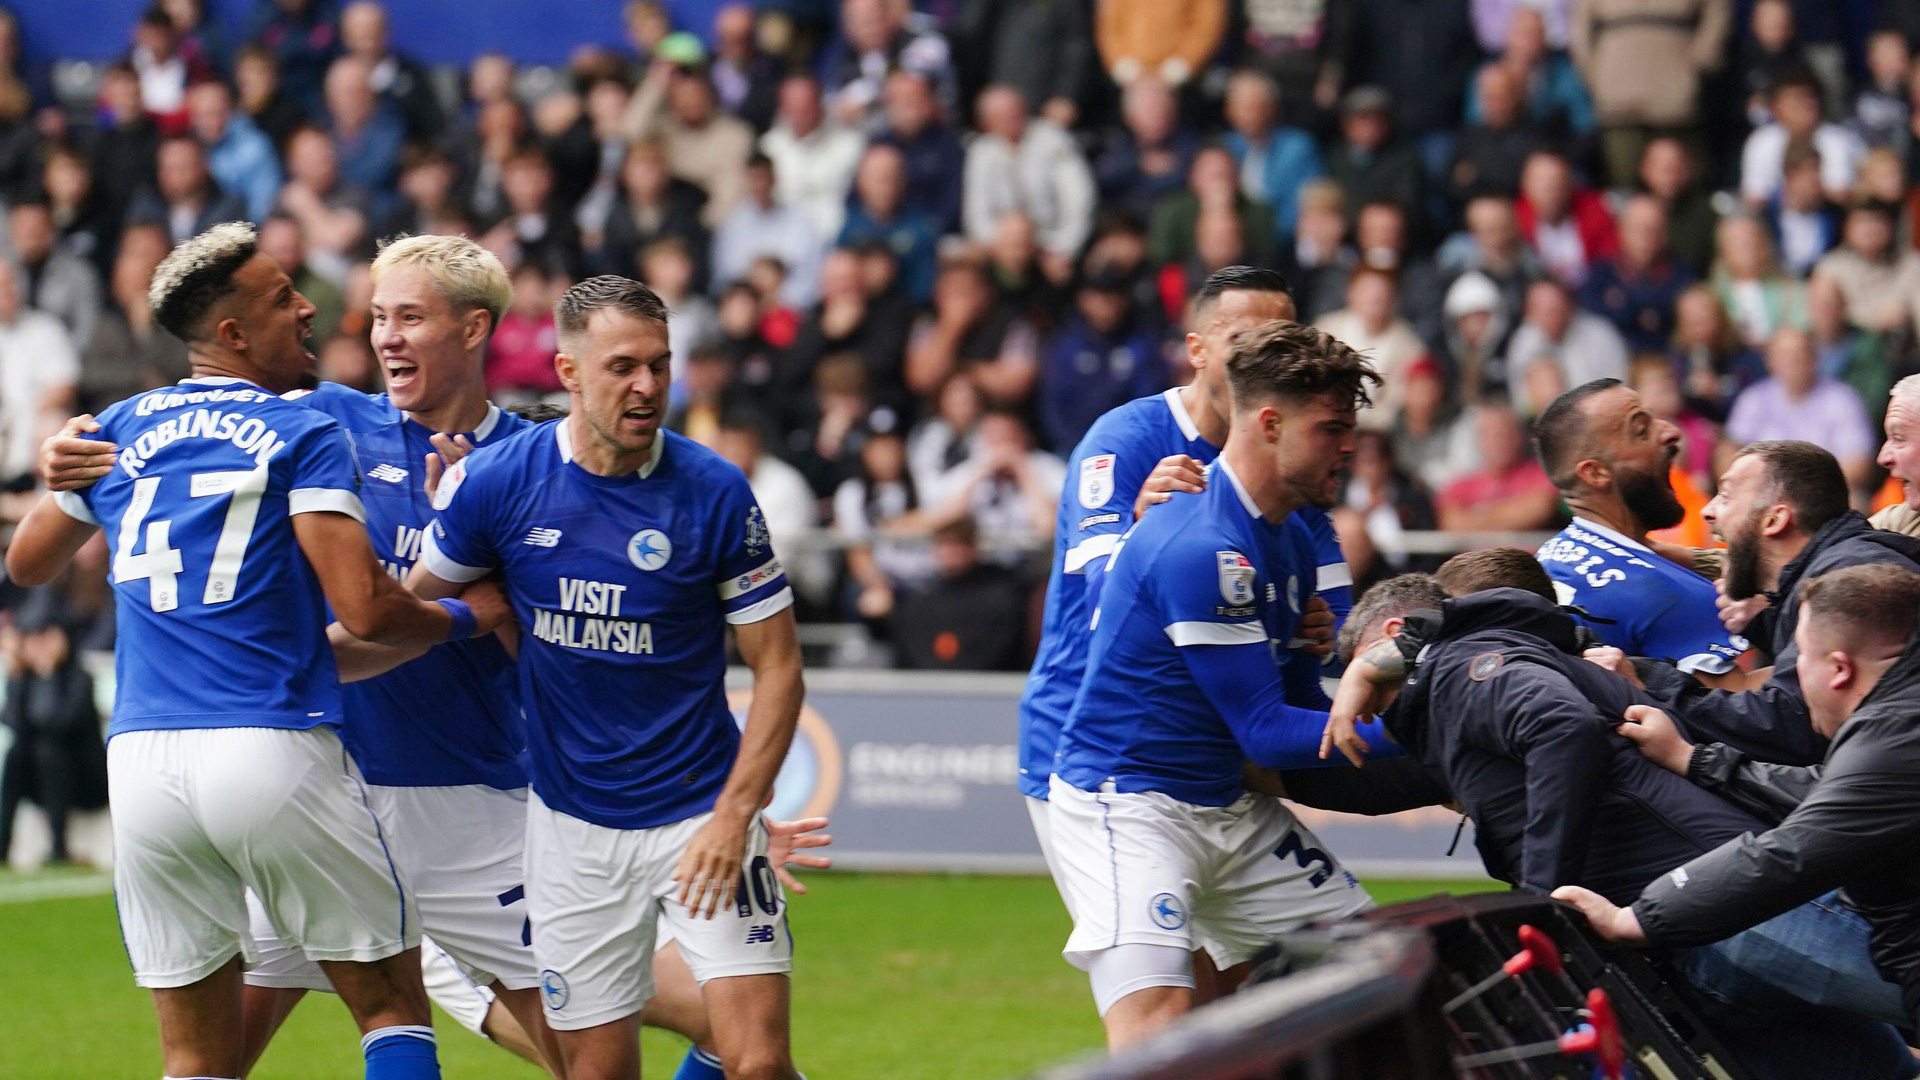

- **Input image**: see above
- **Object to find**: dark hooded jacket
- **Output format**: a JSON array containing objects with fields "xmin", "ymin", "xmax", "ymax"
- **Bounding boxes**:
[
  {"xmin": 1383, "ymin": 589, "xmax": 1769, "ymax": 904},
  {"xmin": 1636, "ymin": 629, "xmax": 1920, "ymax": 1030},
  {"xmin": 1640, "ymin": 512, "xmax": 1920, "ymax": 766}
]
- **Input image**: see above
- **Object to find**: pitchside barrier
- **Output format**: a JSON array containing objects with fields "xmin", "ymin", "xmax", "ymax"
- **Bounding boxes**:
[
  {"xmin": 722, "ymin": 668, "xmax": 1497, "ymax": 881},
  {"xmin": 1020, "ymin": 892, "xmax": 1747, "ymax": 1080}
]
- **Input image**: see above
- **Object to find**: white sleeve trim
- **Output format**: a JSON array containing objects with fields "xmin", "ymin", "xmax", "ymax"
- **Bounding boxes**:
[
  {"xmin": 1316, "ymin": 562, "xmax": 1353, "ymax": 592},
  {"xmin": 50, "ymin": 489, "xmax": 97, "ymax": 525},
  {"xmin": 1164, "ymin": 621, "xmax": 1267, "ymax": 647},
  {"xmin": 288, "ymin": 487, "xmax": 366, "ymax": 523},
  {"xmin": 717, "ymin": 556, "xmax": 786, "ymax": 600},
  {"xmin": 1675, "ymin": 651, "xmax": 1738, "ymax": 676},
  {"xmin": 725, "ymin": 586, "xmax": 795, "ymax": 625},
  {"xmin": 418, "ymin": 528, "xmax": 490, "ymax": 584},
  {"xmin": 1063, "ymin": 533, "xmax": 1122, "ymax": 574}
]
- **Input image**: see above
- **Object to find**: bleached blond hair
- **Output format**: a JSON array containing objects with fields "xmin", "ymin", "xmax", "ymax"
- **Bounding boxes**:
[
  {"xmin": 370, "ymin": 233, "xmax": 512, "ymax": 331},
  {"xmin": 149, "ymin": 221, "xmax": 259, "ymax": 340}
]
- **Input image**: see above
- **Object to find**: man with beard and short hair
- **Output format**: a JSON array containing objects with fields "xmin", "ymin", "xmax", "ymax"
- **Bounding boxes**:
[
  {"xmin": 1532, "ymin": 379, "xmax": 1749, "ymax": 676},
  {"xmin": 1621, "ymin": 441, "xmax": 1920, "ymax": 766}
]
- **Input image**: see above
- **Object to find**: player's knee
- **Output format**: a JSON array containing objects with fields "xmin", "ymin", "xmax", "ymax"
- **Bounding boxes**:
[
  {"xmin": 719, "ymin": 1048, "xmax": 794, "ymax": 1080},
  {"xmin": 1088, "ymin": 943, "xmax": 1197, "ymax": 1017}
]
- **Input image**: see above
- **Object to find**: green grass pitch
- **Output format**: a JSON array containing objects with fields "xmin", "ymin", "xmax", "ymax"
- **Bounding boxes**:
[{"xmin": 0, "ymin": 870, "xmax": 1502, "ymax": 1079}]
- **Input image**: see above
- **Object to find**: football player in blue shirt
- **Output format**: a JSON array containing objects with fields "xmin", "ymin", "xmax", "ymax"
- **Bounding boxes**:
[
  {"xmin": 1048, "ymin": 321, "xmax": 1388, "ymax": 1048},
  {"xmin": 404, "ymin": 276, "xmax": 805, "ymax": 1080},
  {"xmin": 6, "ymin": 223, "xmax": 503, "ymax": 1080},
  {"xmin": 1532, "ymin": 379, "xmax": 1750, "ymax": 680}
]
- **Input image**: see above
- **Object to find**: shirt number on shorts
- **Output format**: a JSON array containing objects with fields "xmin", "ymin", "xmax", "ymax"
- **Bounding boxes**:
[
  {"xmin": 734, "ymin": 855, "xmax": 780, "ymax": 918},
  {"xmin": 1274, "ymin": 830, "xmax": 1334, "ymax": 888}
]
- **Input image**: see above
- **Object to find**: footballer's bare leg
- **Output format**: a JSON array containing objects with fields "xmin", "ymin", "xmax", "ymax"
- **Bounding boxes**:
[
  {"xmin": 492, "ymin": 984, "xmax": 568, "ymax": 1078},
  {"xmin": 1101, "ymin": 985, "xmax": 1192, "ymax": 1050},
  {"xmin": 152, "ymin": 957, "xmax": 246, "ymax": 1079},
  {"xmin": 238, "ymin": 985, "xmax": 308, "ymax": 1076},
  {"xmin": 480, "ymin": 943, "xmax": 716, "ymax": 1074},
  {"xmin": 701, "ymin": 973, "xmax": 797, "ymax": 1080},
  {"xmin": 320, "ymin": 949, "xmax": 434, "ymax": 1035},
  {"xmin": 553, "ymin": 1015, "xmax": 643, "ymax": 1080}
]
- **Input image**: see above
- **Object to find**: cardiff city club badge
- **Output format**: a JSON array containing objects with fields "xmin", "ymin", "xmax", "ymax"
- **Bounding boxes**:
[
  {"xmin": 1216, "ymin": 551, "xmax": 1255, "ymax": 606},
  {"xmin": 1079, "ymin": 454, "xmax": 1116, "ymax": 509}
]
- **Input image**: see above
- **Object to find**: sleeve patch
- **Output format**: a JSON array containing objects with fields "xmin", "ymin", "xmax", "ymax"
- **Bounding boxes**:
[
  {"xmin": 431, "ymin": 457, "xmax": 466, "ymax": 511},
  {"xmin": 1216, "ymin": 550, "xmax": 1255, "ymax": 606},
  {"xmin": 1078, "ymin": 453, "xmax": 1117, "ymax": 508}
]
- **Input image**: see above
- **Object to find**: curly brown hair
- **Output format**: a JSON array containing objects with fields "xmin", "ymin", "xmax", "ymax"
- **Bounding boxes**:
[{"xmin": 1224, "ymin": 321, "xmax": 1380, "ymax": 413}]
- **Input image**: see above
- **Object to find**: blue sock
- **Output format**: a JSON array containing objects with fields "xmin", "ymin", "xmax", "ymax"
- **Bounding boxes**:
[
  {"xmin": 362, "ymin": 1024, "xmax": 439, "ymax": 1080},
  {"xmin": 671, "ymin": 1047, "xmax": 725, "ymax": 1080}
]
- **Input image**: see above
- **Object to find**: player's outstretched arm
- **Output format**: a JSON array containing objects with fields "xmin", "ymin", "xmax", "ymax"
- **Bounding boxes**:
[
  {"xmin": 675, "ymin": 608, "xmax": 805, "ymax": 919},
  {"xmin": 5, "ymin": 494, "xmax": 101, "ymax": 587},
  {"xmin": 328, "ymin": 579, "xmax": 514, "ymax": 682},
  {"xmin": 295, "ymin": 512, "xmax": 496, "ymax": 648}
]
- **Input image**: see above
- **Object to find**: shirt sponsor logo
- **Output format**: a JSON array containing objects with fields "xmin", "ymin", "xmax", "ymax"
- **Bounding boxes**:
[
  {"xmin": 1079, "ymin": 453, "xmax": 1116, "ymax": 509},
  {"xmin": 1217, "ymin": 551, "xmax": 1255, "ymax": 606},
  {"xmin": 523, "ymin": 527, "xmax": 563, "ymax": 547},
  {"xmin": 367, "ymin": 463, "xmax": 409, "ymax": 484}
]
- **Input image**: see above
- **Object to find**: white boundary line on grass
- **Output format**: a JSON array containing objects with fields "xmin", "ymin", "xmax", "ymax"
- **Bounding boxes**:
[{"xmin": 0, "ymin": 873, "xmax": 114, "ymax": 904}]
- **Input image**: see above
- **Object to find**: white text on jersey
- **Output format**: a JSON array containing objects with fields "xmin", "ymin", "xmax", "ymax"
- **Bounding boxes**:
[
  {"xmin": 532, "ymin": 578, "xmax": 652, "ymax": 654},
  {"xmin": 117, "ymin": 408, "xmax": 288, "ymax": 476}
]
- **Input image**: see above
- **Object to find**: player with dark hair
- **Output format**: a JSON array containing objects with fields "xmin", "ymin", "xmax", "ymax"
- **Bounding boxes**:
[
  {"xmin": 1047, "ymin": 321, "xmax": 1387, "ymax": 1047},
  {"xmin": 5, "ymin": 222, "xmax": 508, "ymax": 1080},
  {"xmin": 1531, "ymin": 379, "xmax": 1748, "ymax": 677}
]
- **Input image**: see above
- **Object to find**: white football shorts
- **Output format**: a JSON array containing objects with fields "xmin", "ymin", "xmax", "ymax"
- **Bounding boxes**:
[
  {"xmin": 1048, "ymin": 775, "xmax": 1372, "ymax": 973},
  {"xmin": 244, "ymin": 783, "xmax": 539, "ymax": 993},
  {"xmin": 110, "ymin": 726, "xmax": 417, "ymax": 989},
  {"xmin": 526, "ymin": 792, "xmax": 794, "ymax": 1032}
]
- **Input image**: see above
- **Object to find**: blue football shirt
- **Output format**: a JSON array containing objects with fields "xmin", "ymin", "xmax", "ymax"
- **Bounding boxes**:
[
  {"xmin": 1055, "ymin": 459, "xmax": 1324, "ymax": 807},
  {"xmin": 1537, "ymin": 517, "xmax": 1747, "ymax": 674},
  {"xmin": 420, "ymin": 421, "xmax": 792, "ymax": 830},
  {"xmin": 53, "ymin": 376, "xmax": 364, "ymax": 738},
  {"xmin": 287, "ymin": 383, "xmax": 530, "ymax": 789}
]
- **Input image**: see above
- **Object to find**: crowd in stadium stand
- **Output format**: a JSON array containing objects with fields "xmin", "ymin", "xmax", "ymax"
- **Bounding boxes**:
[{"xmin": 0, "ymin": 0, "xmax": 1913, "ymax": 675}]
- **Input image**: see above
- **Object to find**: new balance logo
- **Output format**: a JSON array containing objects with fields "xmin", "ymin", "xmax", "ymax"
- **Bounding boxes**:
[
  {"xmin": 367, "ymin": 463, "xmax": 409, "ymax": 484},
  {"xmin": 523, "ymin": 528, "xmax": 563, "ymax": 547},
  {"xmin": 744, "ymin": 925, "xmax": 777, "ymax": 945}
]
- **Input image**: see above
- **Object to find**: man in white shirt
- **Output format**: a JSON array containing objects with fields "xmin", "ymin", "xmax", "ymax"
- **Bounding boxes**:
[
  {"xmin": 962, "ymin": 86, "xmax": 1097, "ymax": 266},
  {"xmin": 760, "ymin": 76, "xmax": 866, "ymax": 242},
  {"xmin": 0, "ymin": 259, "xmax": 78, "ymax": 484},
  {"xmin": 1741, "ymin": 71, "xmax": 1866, "ymax": 208},
  {"xmin": 710, "ymin": 155, "xmax": 825, "ymax": 305}
]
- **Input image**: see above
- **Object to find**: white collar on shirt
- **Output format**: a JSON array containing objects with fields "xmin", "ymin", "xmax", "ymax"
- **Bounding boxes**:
[
  {"xmin": 554, "ymin": 417, "xmax": 664, "ymax": 479},
  {"xmin": 1216, "ymin": 457, "xmax": 1264, "ymax": 521},
  {"xmin": 1163, "ymin": 387, "xmax": 1200, "ymax": 441},
  {"xmin": 1570, "ymin": 515, "xmax": 1653, "ymax": 554}
]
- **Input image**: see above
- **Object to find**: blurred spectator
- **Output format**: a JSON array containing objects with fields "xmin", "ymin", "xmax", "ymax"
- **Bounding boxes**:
[
  {"xmin": 1040, "ymin": 268, "xmax": 1163, "ymax": 451},
  {"xmin": 9, "ymin": 200, "xmax": 101, "ymax": 351},
  {"xmin": 486, "ymin": 261, "xmax": 562, "ymax": 400},
  {"xmin": 317, "ymin": 333, "xmax": 378, "ymax": 392},
  {"xmin": 129, "ymin": 4, "xmax": 207, "ymax": 136},
  {"xmin": 624, "ymin": 60, "xmax": 753, "ymax": 226},
  {"xmin": 1440, "ymin": 270, "xmax": 1512, "ymax": 404},
  {"xmin": 1516, "ymin": 148, "xmax": 1616, "ymax": 287},
  {"xmin": 1763, "ymin": 141, "xmax": 1842, "ymax": 276},
  {"xmin": 1314, "ymin": 267, "xmax": 1428, "ymax": 430},
  {"xmin": 1349, "ymin": 0, "xmax": 1479, "ymax": 148},
  {"xmin": 1148, "ymin": 145, "xmax": 1275, "ymax": 271},
  {"xmin": 713, "ymin": 411, "xmax": 820, "ymax": 583},
  {"xmin": 954, "ymin": 0, "xmax": 1093, "ymax": 131},
  {"xmin": 707, "ymin": 4, "xmax": 780, "ymax": 132},
  {"xmin": 963, "ymin": 86, "xmax": 1096, "ymax": 270},
  {"xmin": 234, "ymin": 43, "xmax": 305, "ymax": 151},
  {"xmin": 1811, "ymin": 199, "xmax": 1920, "ymax": 334},
  {"xmin": 1096, "ymin": 0, "xmax": 1227, "ymax": 92},
  {"xmin": 1504, "ymin": 277, "xmax": 1630, "ymax": 402},
  {"xmin": 714, "ymin": 282, "xmax": 780, "ymax": 413},
  {"xmin": 1570, "ymin": 0, "xmax": 1730, "ymax": 187},
  {"xmin": 639, "ymin": 238, "xmax": 717, "ymax": 387},
  {"xmin": 273, "ymin": 126, "xmax": 371, "ymax": 283},
  {"xmin": 1637, "ymin": 136, "xmax": 1716, "ymax": 271},
  {"xmin": 1094, "ymin": 77, "xmax": 1199, "ymax": 216},
  {"xmin": 80, "ymin": 235, "xmax": 187, "ymax": 412},
  {"xmin": 1239, "ymin": 0, "xmax": 1352, "ymax": 136},
  {"xmin": 839, "ymin": 144, "xmax": 939, "ymax": 303},
  {"xmin": 760, "ymin": 75, "xmax": 865, "ymax": 243},
  {"xmin": 873, "ymin": 70, "xmax": 963, "ymax": 233},
  {"xmin": 1740, "ymin": 69, "xmax": 1865, "ymax": 208},
  {"xmin": 1434, "ymin": 402, "xmax": 1561, "ymax": 531},
  {"xmin": 0, "ymin": 604, "xmax": 103, "ymax": 867},
  {"xmin": 188, "ymin": 80, "xmax": 281, "ymax": 222},
  {"xmin": 126, "ymin": 135, "xmax": 249, "ymax": 246},
  {"xmin": 984, "ymin": 211, "xmax": 1068, "ymax": 323},
  {"xmin": 926, "ymin": 408, "xmax": 1062, "ymax": 548},
  {"xmin": 592, "ymin": 139, "xmax": 709, "ymax": 286},
  {"xmin": 1352, "ymin": 199, "xmax": 1444, "ymax": 345},
  {"xmin": 1670, "ymin": 282, "xmax": 1762, "ymax": 417},
  {"xmin": 484, "ymin": 149, "xmax": 583, "ymax": 277},
  {"xmin": 1852, "ymin": 28, "xmax": 1911, "ymax": 152},
  {"xmin": 561, "ymin": 77, "xmax": 638, "ymax": 236},
  {"xmin": 89, "ymin": 64, "xmax": 162, "ymax": 229},
  {"xmin": 905, "ymin": 258, "xmax": 1037, "ymax": 405},
  {"xmin": 0, "ymin": 259, "xmax": 78, "ymax": 485},
  {"xmin": 381, "ymin": 150, "xmax": 458, "ymax": 237},
  {"xmin": 1221, "ymin": 69, "xmax": 1323, "ymax": 239},
  {"xmin": 322, "ymin": 55, "xmax": 403, "ymax": 201},
  {"xmin": 257, "ymin": 213, "xmax": 342, "ymax": 343},
  {"xmin": 890, "ymin": 515, "xmax": 1028, "ymax": 671},
  {"xmin": 1325, "ymin": 87, "xmax": 1427, "ymax": 232},
  {"xmin": 1579, "ymin": 194, "xmax": 1694, "ymax": 353},
  {"xmin": 1279, "ymin": 179, "xmax": 1354, "ymax": 320},
  {"xmin": 667, "ymin": 344, "xmax": 734, "ymax": 446},
  {"xmin": 1436, "ymin": 192, "xmax": 1541, "ymax": 330},
  {"xmin": 1808, "ymin": 271, "xmax": 1896, "ymax": 426},
  {"xmin": 1447, "ymin": 63, "xmax": 1541, "ymax": 202},
  {"xmin": 1342, "ymin": 427, "xmax": 1441, "ymax": 574},
  {"xmin": 1468, "ymin": 7, "xmax": 1594, "ymax": 140},
  {"xmin": 1725, "ymin": 326, "xmax": 1876, "ymax": 490},
  {"xmin": 835, "ymin": 427, "xmax": 932, "ymax": 624},
  {"xmin": 782, "ymin": 248, "xmax": 913, "ymax": 425},
  {"xmin": 821, "ymin": 0, "xmax": 958, "ymax": 130},
  {"xmin": 712, "ymin": 154, "xmax": 824, "ymax": 305},
  {"xmin": 1711, "ymin": 213, "xmax": 1807, "ymax": 349},
  {"xmin": 447, "ymin": 94, "xmax": 524, "ymax": 225},
  {"xmin": 41, "ymin": 147, "xmax": 117, "ymax": 280},
  {"xmin": 247, "ymin": 0, "xmax": 343, "ymax": 112},
  {"xmin": 1394, "ymin": 353, "xmax": 1478, "ymax": 492},
  {"xmin": 338, "ymin": 0, "xmax": 440, "ymax": 141},
  {"xmin": 163, "ymin": 0, "xmax": 229, "ymax": 79},
  {"xmin": 622, "ymin": 0, "xmax": 672, "ymax": 81},
  {"xmin": 909, "ymin": 372, "xmax": 985, "ymax": 495}
]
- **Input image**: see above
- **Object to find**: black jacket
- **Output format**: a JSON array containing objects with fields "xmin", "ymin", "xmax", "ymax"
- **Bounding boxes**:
[
  {"xmin": 1636, "ymin": 631, "xmax": 1920, "ymax": 1029},
  {"xmin": 1384, "ymin": 589, "xmax": 1769, "ymax": 904},
  {"xmin": 1641, "ymin": 512, "xmax": 1920, "ymax": 765}
]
